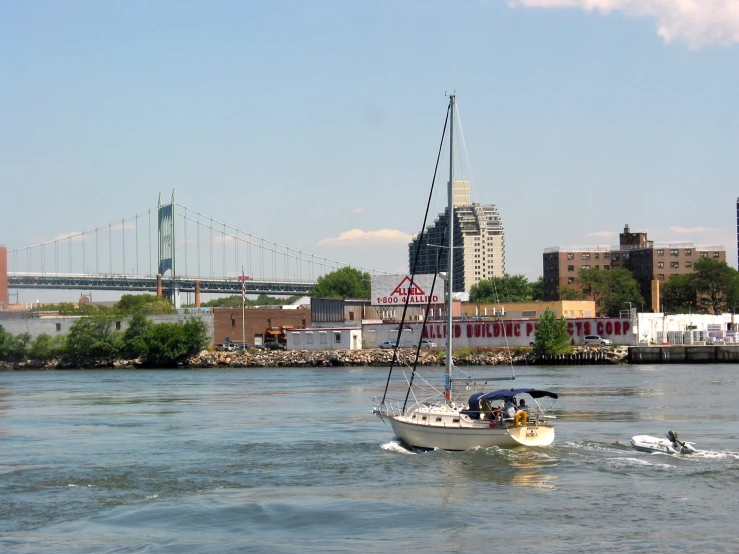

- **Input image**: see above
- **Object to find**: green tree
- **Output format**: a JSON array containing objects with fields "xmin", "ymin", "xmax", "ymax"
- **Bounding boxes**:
[
  {"xmin": 600, "ymin": 268, "xmax": 645, "ymax": 317},
  {"xmin": 660, "ymin": 274, "xmax": 698, "ymax": 313},
  {"xmin": 0, "ymin": 328, "xmax": 29, "ymax": 360},
  {"xmin": 468, "ymin": 274, "xmax": 535, "ymax": 303},
  {"xmin": 141, "ymin": 318, "xmax": 208, "ymax": 367},
  {"xmin": 529, "ymin": 276, "xmax": 545, "ymax": 301},
  {"xmin": 693, "ymin": 258, "xmax": 738, "ymax": 314},
  {"xmin": 310, "ymin": 267, "xmax": 371, "ymax": 299},
  {"xmin": 28, "ymin": 333, "xmax": 66, "ymax": 360},
  {"xmin": 533, "ymin": 309, "xmax": 570, "ymax": 355},
  {"xmin": 576, "ymin": 267, "xmax": 607, "ymax": 310},
  {"xmin": 575, "ymin": 267, "xmax": 643, "ymax": 316},
  {"xmin": 122, "ymin": 314, "xmax": 154, "ymax": 359},
  {"xmin": 558, "ymin": 286, "xmax": 586, "ymax": 300},
  {"xmin": 197, "ymin": 294, "xmax": 300, "ymax": 308},
  {"xmin": 65, "ymin": 314, "xmax": 121, "ymax": 359},
  {"xmin": 116, "ymin": 294, "xmax": 175, "ymax": 315}
]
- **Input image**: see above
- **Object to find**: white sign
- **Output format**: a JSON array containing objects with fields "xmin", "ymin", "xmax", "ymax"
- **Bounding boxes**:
[{"xmin": 371, "ymin": 274, "xmax": 443, "ymax": 306}]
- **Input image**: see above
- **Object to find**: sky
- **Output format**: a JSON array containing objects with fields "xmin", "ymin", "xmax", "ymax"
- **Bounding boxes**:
[{"xmin": 2, "ymin": 0, "xmax": 738, "ymax": 303}]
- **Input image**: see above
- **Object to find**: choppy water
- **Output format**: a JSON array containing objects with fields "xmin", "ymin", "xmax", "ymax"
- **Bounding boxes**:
[{"xmin": 1, "ymin": 364, "xmax": 737, "ymax": 553}]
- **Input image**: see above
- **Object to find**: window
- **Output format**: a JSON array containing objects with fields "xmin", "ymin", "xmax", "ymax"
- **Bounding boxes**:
[
  {"xmin": 658, "ymin": 262, "xmax": 664, "ymax": 268},
  {"xmin": 293, "ymin": 332, "xmax": 301, "ymax": 346},
  {"xmin": 658, "ymin": 274, "xmax": 665, "ymax": 280},
  {"xmin": 306, "ymin": 331, "xmax": 314, "ymax": 344},
  {"xmin": 604, "ymin": 253, "xmax": 610, "ymax": 259},
  {"xmin": 232, "ymin": 319, "xmax": 236, "ymax": 327},
  {"xmin": 582, "ymin": 265, "xmax": 590, "ymax": 270},
  {"xmin": 567, "ymin": 253, "xmax": 574, "ymax": 260},
  {"xmin": 685, "ymin": 261, "xmax": 692, "ymax": 268},
  {"xmin": 685, "ymin": 249, "xmax": 692, "ymax": 256},
  {"xmin": 567, "ymin": 277, "xmax": 575, "ymax": 284},
  {"xmin": 671, "ymin": 262, "xmax": 679, "ymax": 268},
  {"xmin": 582, "ymin": 253, "xmax": 590, "ymax": 260},
  {"xmin": 670, "ymin": 249, "xmax": 679, "ymax": 256},
  {"xmin": 334, "ymin": 332, "xmax": 341, "ymax": 344},
  {"xmin": 568, "ymin": 265, "xmax": 574, "ymax": 271},
  {"xmin": 56, "ymin": 323, "xmax": 62, "ymax": 332},
  {"xmin": 604, "ymin": 265, "xmax": 611, "ymax": 270},
  {"xmin": 594, "ymin": 253, "xmax": 600, "ymax": 259},
  {"xmin": 319, "ymin": 331, "xmax": 328, "ymax": 344},
  {"xmin": 657, "ymin": 249, "xmax": 664, "ymax": 256},
  {"xmin": 595, "ymin": 265, "xmax": 600, "ymax": 269},
  {"xmin": 612, "ymin": 253, "xmax": 620, "ymax": 261},
  {"xmin": 700, "ymin": 252, "xmax": 708, "ymax": 258},
  {"xmin": 115, "ymin": 321, "xmax": 121, "ymax": 331},
  {"xmin": 713, "ymin": 252, "xmax": 720, "ymax": 258}
]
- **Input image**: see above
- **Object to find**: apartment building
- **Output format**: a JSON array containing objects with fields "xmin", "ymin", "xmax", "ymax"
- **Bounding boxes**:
[
  {"xmin": 543, "ymin": 225, "xmax": 726, "ymax": 312},
  {"xmin": 408, "ymin": 180, "xmax": 505, "ymax": 293}
]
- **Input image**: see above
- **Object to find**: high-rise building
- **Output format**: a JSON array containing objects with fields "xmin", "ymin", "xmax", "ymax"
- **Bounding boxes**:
[
  {"xmin": 408, "ymin": 180, "xmax": 505, "ymax": 293},
  {"xmin": 542, "ymin": 225, "xmax": 726, "ymax": 312}
]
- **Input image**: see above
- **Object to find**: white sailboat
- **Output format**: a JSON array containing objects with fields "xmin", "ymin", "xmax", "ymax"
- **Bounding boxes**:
[{"xmin": 373, "ymin": 94, "xmax": 558, "ymax": 450}]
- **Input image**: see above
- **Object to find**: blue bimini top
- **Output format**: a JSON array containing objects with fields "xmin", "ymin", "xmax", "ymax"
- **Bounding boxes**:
[{"xmin": 461, "ymin": 388, "xmax": 558, "ymax": 419}]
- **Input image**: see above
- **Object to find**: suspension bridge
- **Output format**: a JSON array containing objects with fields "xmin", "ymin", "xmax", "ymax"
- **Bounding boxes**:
[{"xmin": 6, "ymin": 192, "xmax": 388, "ymax": 306}]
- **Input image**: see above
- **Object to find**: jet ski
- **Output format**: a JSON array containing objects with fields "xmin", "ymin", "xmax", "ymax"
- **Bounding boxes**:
[{"xmin": 630, "ymin": 430, "xmax": 697, "ymax": 455}]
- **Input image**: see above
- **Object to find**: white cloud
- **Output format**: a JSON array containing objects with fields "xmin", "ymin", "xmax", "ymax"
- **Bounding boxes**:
[
  {"xmin": 586, "ymin": 230, "xmax": 617, "ymax": 238},
  {"xmin": 352, "ymin": 207, "xmax": 365, "ymax": 214},
  {"xmin": 53, "ymin": 232, "xmax": 85, "ymax": 242},
  {"xmin": 669, "ymin": 226, "xmax": 719, "ymax": 233},
  {"xmin": 509, "ymin": 0, "xmax": 739, "ymax": 47},
  {"xmin": 318, "ymin": 228, "xmax": 413, "ymax": 247}
]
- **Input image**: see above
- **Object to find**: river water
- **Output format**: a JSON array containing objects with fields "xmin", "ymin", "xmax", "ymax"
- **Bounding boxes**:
[{"xmin": 1, "ymin": 364, "xmax": 737, "ymax": 553}]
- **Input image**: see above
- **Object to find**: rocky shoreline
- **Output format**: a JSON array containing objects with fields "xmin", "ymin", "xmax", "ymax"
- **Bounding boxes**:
[{"xmin": 0, "ymin": 346, "xmax": 628, "ymax": 370}]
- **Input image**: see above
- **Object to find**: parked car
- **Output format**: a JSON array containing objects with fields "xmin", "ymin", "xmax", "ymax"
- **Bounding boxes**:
[
  {"xmin": 584, "ymin": 335, "xmax": 613, "ymax": 346},
  {"xmin": 378, "ymin": 341, "xmax": 398, "ymax": 349},
  {"xmin": 265, "ymin": 342, "xmax": 286, "ymax": 350},
  {"xmin": 252, "ymin": 344, "xmax": 266, "ymax": 350},
  {"xmin": 419, "ymin": 340, "xmax": 437, "ymax": 348}
]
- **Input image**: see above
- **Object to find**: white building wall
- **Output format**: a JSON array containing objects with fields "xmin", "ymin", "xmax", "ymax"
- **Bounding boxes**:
[{"xmin": 287, "ymin": 328, "xmax": 362, "ymax": 351}]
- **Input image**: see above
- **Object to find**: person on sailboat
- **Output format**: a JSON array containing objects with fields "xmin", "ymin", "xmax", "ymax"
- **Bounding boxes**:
[{"xmin": 504, "ymin": 398, "xmax": 518, "ymax": 420}]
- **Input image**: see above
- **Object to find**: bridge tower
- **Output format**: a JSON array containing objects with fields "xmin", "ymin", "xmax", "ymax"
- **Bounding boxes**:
[{"xmin": 157, "ymin": 191, "xmax": 180, "ymax": 307}]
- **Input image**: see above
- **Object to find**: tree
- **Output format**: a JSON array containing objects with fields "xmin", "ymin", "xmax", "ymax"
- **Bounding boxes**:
[
  {"xmin": 660, "ymin": 274, "xmax": 698, "ymax": 313},
  {"xmin": 116, "ymin": 294, "xmax": 175, "ymax": 315},
  {"xmin": 28, "ymin": 333, "xmax": 66, "ymax": 360},
  {"xmin": 65, "ymin": 314, "xmax": 121, "ymax": 359},
  {"xmin": 141, "ymin": 318, "xmax": 209, "ymax": 367},
  {"xmin": 0, "ymin": 328, "xmax": 28, "ymax": 360},
  {"xmin": 533, "ymin": 309, "xmax": 570, "ymax": 355},
  {"xmin": 197, "ymin": 294, "xmax": 300, "ymax": 308},
  {"xmin": 575, "ymin": 267, "xmax": 643, "ymax": 316},
  {"xmin": 600, "ymin": 268, "xmax": 644, "ymax": 317},
  {"xmin": 692, "ymin": 258, "xmax": 739, "ymax": 314},
  {"xmin": 529, "ymin": 276, "xmax": 545, "ymax": 301},
  {"xmin": 310, "ymin": 267, "xmax": 371, "ymax": 299},
  {"xmin": 576, "ymin": 267, "xmax": 607, "ymax": 309},
  {"xmin": 558, "ymin": 286, "xmax": 586, "ymax": 300},
  {"xmin": 468, "ymin": 274, "xmax": 536, "ymax": 303},
  {"xmin": 122, "ymin": 314, "xmax": 154, "ymax": 359}
]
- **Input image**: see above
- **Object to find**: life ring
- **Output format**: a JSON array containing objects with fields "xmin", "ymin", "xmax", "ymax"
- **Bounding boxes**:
[
  {"xmin": 514, "ymin": 410, "xmax": 528, "ymax": 427},
  {"xmin": 488, "ymin": 420, "xmax": 496, "ymax": 428}
]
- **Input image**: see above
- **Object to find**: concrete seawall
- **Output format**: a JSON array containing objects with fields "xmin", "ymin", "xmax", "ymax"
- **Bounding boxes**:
[{"xmin": 629, "ymin": 345, "xmax": 739, "ymax": 364}]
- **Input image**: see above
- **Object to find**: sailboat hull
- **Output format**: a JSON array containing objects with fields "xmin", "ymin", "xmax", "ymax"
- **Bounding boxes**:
[{"xmin": 383, "ymin": 415, "xmax": 555, "ymax": 450}]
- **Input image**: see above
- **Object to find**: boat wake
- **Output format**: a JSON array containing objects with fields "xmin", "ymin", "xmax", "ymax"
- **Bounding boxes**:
[{"xmin": 380, "ymin": 440, "xmax": 416, "ymax": 455}]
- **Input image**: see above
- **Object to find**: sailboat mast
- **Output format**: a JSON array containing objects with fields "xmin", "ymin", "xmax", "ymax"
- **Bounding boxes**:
[{"xmin": 445, "ymin": 94, "xmax": 455, "ymax": 402}]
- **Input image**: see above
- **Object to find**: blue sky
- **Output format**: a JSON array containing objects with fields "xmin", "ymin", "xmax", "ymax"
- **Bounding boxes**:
[{"xmin": 2, "ymin": 0, "xmax": 738, "ymax": 302}]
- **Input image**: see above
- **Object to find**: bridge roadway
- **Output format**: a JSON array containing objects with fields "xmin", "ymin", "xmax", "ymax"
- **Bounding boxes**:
[{"xmin": 8, "ymin": 273, "xmax": 315, "ymax": 296}]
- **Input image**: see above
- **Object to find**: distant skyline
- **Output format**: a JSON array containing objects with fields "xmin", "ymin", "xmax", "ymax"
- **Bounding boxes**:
[{"xmin": 2, "ymin": 1, "xmax": 737, "ymax": 303}]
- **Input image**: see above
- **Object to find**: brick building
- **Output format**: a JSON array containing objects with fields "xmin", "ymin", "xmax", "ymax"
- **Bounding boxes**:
[
  {"xmin": 543, "ymin": 225, "xmax": 726, "ymax": 312},
  {"xmin": 213, "ymin": 307, "xmax": 311, "ymax": 346}
]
